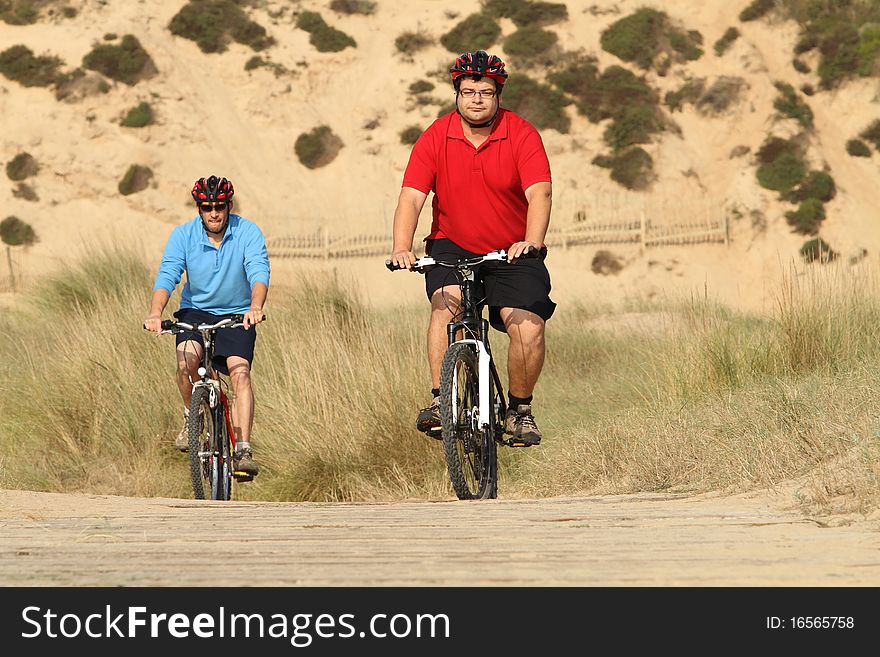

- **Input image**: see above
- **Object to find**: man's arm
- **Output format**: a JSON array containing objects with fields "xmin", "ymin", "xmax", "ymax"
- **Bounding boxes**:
[
  {"xmin": 243, "ymin": 282, "xmax": 268, "ymax": 329},
  {"xmin": 389, "ymin": 186, "xmax": 429, "ymax": 269},
  {"xmin": 508, "ymin": 181, "xmax": 552, "ymax": 261},
  {"xmin": 144, "ymin": 288, "xmax": 171, "ymax": 333}
]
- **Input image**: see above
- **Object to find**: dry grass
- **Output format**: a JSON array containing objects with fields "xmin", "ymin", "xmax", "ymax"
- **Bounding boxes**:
[{"xmin": 0, "ymin": 248, "xmax": 878, "ymax": 516}]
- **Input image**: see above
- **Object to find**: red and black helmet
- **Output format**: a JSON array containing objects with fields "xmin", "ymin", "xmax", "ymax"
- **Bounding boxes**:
[
  {"xmin": 450, "ymin": 51, "xmax": 508, "ymax": 85},
  {"xmin": 191, "ymin": 175, "xmax": 234, "ymax": 204}
]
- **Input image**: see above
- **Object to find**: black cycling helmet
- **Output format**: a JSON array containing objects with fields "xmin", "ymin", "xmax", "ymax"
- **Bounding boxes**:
[
  {"xmin": 450, "ymin": 50, "xmax": 508, "ymax": 89},
  {"xmin": 191, "ymin": 175, "xmax": 235, "ymax": 204}
]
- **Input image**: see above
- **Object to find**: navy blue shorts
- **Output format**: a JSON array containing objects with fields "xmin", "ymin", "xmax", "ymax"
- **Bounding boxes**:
[
  {"xmin": 424, "ymin": 238, "xmax": 556, "ymax": 333},
  {"xmin": 173, "ymin": 308, "xmax": 256, "ymax": 375}
]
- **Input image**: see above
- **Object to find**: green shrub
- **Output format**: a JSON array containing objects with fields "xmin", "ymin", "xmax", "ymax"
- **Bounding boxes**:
[
  {"xmin": 669, "ymin": 28, "xmax": 703, "ymax": 61},
  {"xmin": 857, "ymin": 24, "xmax": 880, "ymax": 76},
  {"xmin": 118, "ymin": 165, "xmax": 153, "ymax": 196},
  {"xmin": 714, "ymin": 27, "xmax": 740, "ymax": 56},
  {"xmin": 550, "ymin": 60, "xmax": 654, "ymax": 122},
  {"xmin": 793, "ymin": 58, "xmax": 810, "ymax": 73},
  {"xmin": 800, "ymin": 237, "xmax": 837, "ymax": 263},
  {"xmin": 399, "ymin": 125, "xmax": 422, "ymax": 145},
  {"xmin": 503, "ymin": 25, "xmax": 557, "ymax": 58},
  {"xmin": 6, "ymin": 152, "xmax": 38, "ymax": 181},
  {"xmin": 603, "ymin": 105, "xmax": 663, "ymax": 151},
  {"xmin": 608, "ymin": 147, "xmax": 654, "ymax": 190},
  {"xmin": 846, "ymin": 138, "xmax": 871, "ymax": 157},
  {"xmin": 169, "ymin": 0, "xmax": 274, "ymax": 54},
  {"xmin": 792, "ymin": 7, "xmax": 880, "ymax": 89},
  {"xmin": 395, "ymin": 31, "xmax": 432, "ymax": 53},
  {"xmin": 0, "ymin": 215, "xmax": 36, "ymax": 247},
  {"xmin": 83, "ymin": 35, "xmax": 156, "ymax": 85},
  {"xmin": 329, "ymin": 0, "xmax": 376, "ymax": 15},
  {"xmin": 501, "ymin": 73, "xmax": 570, "ymax": 133},
  {"xmin": 440, "ymin": 13, "xmax": 501, "ymax": 53},
  {"xmin": 295, "ymin": 126, "xmax": 344, "ymax": 169},
  {"xmin": 0, "ymin": 0, "xmax": 45, "ymax": 25},
  {"xmin": 859, "ymin": 119, "xmax": 880, "ymax": 150},
  {"xmin": 244, "ymin": 56, "xmax": 289, "ymax": 76},
  {"xmin": 409, "ymin": 80, "xmax": 434, "ymax": 94},
  {"xmin": 739, "ymin": 0, "xmax": 774, "ymax": 22},
  {"xmin": 482, "ymin": 0, "xmax": 568, "ymax": 27},
  {"xmin": 785, "ymin": 198, "xmax": 826, "ymax": 234},
  {"xmin": 789, "ymin": 170, "xmax": 836, "ymax": 203},
  {"xmin": 756, "ymin": 137, "xmax": 806, "ymax": 194},
  {"xmin": 773, "ymin": 81, "xmax": 813, "ymax": 129},
  {"xmin": 665, "ymin": 78, "xmax": 705, "ymax": 111},
  {"xmin": 62, "ymin": 6, "xmax": 77, "ymax": 19},
  {"xmin": 120, "ymin": 101, "xmax": 153, "ymax": 128},
  {"xmin": 296, "ymin": 11, "xmax": 356, "ymax": 52},
  {"xmin": 12, "ymin": 183, "xmax": 38, "ymax": 201},
  {"xmin": 600, "ymin": 7, "xmax": 665, "ymax": 70},
  {"xmin": 0, "ymin": 44, "xmax": 61, "ymax": 87}
]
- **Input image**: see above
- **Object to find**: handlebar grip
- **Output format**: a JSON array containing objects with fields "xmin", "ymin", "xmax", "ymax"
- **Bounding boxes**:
[
  {"xmin": 161, "ymin": 319, "xmax": 175, "ymax": 330},
  {"xmin": 519, "ymin": 245, "xmax": 547, "ymax": 260},
  {"xmin": 386, "ymin": 259, "xmax": 403, "ymax": 271}
]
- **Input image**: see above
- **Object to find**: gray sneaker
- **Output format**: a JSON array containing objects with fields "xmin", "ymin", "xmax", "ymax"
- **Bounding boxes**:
[
  {"xmin": 416, "ymin": 396, "xmax": 442, "ymax": 439},
  {"xmin": 175, "ymin": 414, "xmax": 189, "ymax": 452},
  {"xmin": 233, "ymin": 447, "xmax": 260, "ymax": 478},
  {"xmin": 505, "ymin": 404, "xmax": 542, "ymax": 446}
]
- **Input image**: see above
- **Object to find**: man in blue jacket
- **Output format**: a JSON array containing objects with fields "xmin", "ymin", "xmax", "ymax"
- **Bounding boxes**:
[{"xmin": 144, "ymin": 175, "xmax": 270, "ymax": 478}]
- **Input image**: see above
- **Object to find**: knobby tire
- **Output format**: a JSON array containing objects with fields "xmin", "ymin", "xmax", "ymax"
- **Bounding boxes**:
[
  {"xmin": 187, "ymin": 387, "xmax": 214, "ymax": 500},
  {"xmin": 439, "ymin": 342, "xmax": 497, "ymax": 500}
]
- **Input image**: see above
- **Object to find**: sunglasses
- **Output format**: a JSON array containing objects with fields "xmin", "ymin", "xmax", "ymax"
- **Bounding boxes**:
[{"xmin": 199, "ymin": 202, "xmax": 228, "ymax": 213}]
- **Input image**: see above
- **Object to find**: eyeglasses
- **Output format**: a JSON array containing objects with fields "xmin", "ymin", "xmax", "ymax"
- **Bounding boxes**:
[
  {"xmin": 199, "ymin": 203, "xmax": 228, "ymax": 213},
  {"xmin": 458, "ymin": 89, "xmax": 498, "ymax": 99}
]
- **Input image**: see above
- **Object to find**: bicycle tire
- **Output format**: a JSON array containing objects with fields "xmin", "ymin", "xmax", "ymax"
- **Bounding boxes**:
[
  {"xmin": 439, "ymin": 342, "xmax": 497, "ymax": 500},
  {"xmin": 215, "ymin": 403, "xmax": 232, "ymax": 501},
  {"xmin": 187, "ymin": 387, "xmax": 214, "ymax": 500}
]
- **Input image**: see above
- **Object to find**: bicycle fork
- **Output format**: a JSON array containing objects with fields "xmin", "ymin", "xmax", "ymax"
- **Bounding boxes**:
[{"xmin": 453, "ymin": 339, "xmax": 494, "ymax": 436}]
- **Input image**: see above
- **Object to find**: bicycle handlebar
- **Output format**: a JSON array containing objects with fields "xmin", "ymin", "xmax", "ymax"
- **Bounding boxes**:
[
  {"xmin": 385, "ymin": 245, "xmax": 545, "ymax": 272},
  {"xmin": 143, "ymin": 314, "xmax": 267, "ymax": 333}
]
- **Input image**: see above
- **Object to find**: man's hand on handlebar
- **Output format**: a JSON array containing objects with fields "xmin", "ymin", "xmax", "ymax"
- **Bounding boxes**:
[
  {"xmin": 243, "ymin": 308, "xmax": 265, "ymax": 330},
  {"xmin": 507, "ymin": 241, "xmax": 541, "ymax": 263},
  {"xmin": 143, "ymin": 315, "xmax": 163, "ymax": 334},
  {"xmin": 388, "ymin": 249, "xmax": 418, "ymax": 271}
]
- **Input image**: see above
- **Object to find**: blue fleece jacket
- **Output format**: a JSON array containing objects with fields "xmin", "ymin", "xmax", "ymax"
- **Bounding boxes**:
[{"xmin": 153, "ymin": 214, "xmax": 270, "ymax": 314}]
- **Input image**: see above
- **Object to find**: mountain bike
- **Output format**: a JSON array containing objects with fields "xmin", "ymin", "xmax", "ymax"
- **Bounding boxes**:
[
  {"xmin": 149, "ymin": 315, "xmax": 262, "ymax": 500},
  {"xmin": 387, "ymin": 247, "xmax": 544, "ymax": 500}
]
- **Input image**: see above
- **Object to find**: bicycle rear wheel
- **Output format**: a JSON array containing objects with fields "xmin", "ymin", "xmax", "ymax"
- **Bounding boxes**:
[
  {"xmin": 439, "ymin": 342, "xmax": 497, "ymax": 500},
  {"xmin": 187, "ymin": 387, "xmax": 218, "ymax": 500}
]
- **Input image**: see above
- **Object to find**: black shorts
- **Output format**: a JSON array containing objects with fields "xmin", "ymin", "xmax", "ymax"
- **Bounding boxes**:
[
  {"xmin": 424, "ymin": 238, "xmax": 556, "ymax": 333},
  {"xmin": 173, "ymin": 308, "xmax": 256, "ymax": 375}
]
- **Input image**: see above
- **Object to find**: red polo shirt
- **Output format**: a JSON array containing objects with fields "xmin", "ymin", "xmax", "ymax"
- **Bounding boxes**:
[{"xmin": 401, "ymin": 108, "xmax": 552, "ymax": 254}]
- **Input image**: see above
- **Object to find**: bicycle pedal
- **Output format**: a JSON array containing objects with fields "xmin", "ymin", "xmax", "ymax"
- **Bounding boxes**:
[
  {"xmin": 233, "ymin": 471, "xmax": 254, "ymax": 482},
  {"xmin": 509, "ymin": 440, "xmax": 534, "ymax": 448}
]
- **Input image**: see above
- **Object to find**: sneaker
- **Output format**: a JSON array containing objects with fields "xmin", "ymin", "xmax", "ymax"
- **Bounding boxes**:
[
  {"xmin": 233, "ymin": 447, "xmax": 260, "ymax": 478},
  {"xmin": 505, "ymin": 404, "xmax": 543, "ymax": 446},
  {"xmin": 416, "ymin": 396, "xmax": 442, "ymax": 439},
  {"xmin": 175, "ymin": 412, "xmax": 189, "ymax": 452}
]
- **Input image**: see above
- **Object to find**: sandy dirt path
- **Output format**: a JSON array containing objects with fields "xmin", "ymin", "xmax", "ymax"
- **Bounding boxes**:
[{"xmin": 1, "ymin": 488, "xmax": 878, "ymax": 586}]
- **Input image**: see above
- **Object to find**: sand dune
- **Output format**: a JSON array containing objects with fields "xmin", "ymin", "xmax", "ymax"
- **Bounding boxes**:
[{"xmin": 1, "ymin": 0, "xmax": 879, "ymax": 312}]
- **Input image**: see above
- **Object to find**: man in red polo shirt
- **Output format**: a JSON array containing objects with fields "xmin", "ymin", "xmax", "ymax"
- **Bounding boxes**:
[{"xmin": 388, "ymin": 50, "xmax": 555, "ymax": 447}]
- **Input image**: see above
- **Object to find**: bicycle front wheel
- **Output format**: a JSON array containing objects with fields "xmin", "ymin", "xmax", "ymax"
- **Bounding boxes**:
[
  {"xmin": 187, "ymin": 387, "xmax": 217, "ymax": 500},
  {"xmin": 439, "ymin": 343, "xmax": 497, "ymax": 500}
]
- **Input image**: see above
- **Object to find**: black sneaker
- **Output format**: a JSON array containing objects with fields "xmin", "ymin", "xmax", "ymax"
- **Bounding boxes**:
[
  {"xmin": 504, "ymin": 404, "xmax": 543, "ymax": 446},
  {"xmin": 416, "ymin": 396, "xmax": 442, "ymax": 439},
  {"xmin": 233, "ymin": 447, "xmax": 260, "ymax": 478}
]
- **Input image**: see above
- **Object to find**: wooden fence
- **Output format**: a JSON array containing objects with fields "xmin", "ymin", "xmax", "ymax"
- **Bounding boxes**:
[{"xmin": 266, "ymin": 215, "xmax": 728, "ymax": 260}]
